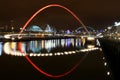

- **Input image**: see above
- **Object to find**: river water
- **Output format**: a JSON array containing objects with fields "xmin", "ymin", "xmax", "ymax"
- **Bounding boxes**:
[{"xmin": 0, "ymin": 37, "xmax": 113, "ymax": 80}]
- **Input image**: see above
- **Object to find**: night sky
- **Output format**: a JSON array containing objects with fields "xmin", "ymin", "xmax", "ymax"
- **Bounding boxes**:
[{"xmin": 0, "ymin": 0, "xmax": 120, "ymax": 30}]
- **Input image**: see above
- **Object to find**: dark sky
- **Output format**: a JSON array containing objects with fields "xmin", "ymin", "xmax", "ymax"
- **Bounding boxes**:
[{"xmin": 0, "ymin": 0, "xmax": 120, "ymax": 30}]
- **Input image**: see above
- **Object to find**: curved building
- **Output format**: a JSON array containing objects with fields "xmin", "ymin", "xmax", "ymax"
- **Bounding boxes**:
[
  {"xmin": 27, "ymin": 25, "xmax": 43, "ymax": 32},
  {"xmin": 26, "ymin": 24, "xmax": 55, "ymax": 33}
]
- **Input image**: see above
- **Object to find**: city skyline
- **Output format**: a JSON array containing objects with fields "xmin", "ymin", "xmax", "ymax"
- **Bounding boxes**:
[{"xmin": 0, "ymin": 0, "xmax": 120, "ymax": 30}]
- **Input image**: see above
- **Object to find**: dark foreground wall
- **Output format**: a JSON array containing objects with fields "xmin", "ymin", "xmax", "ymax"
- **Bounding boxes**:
[{"xmin": 99, "ymin": 38, "xmax": 120, "ymax": 80}]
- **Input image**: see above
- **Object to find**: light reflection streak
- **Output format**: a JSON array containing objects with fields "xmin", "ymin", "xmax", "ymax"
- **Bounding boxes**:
[
  {"xmin": 71, "ymin": 38, "xmax": 74, "ymax": 46},
  {"xmin": 2, "ymin": 37, "xmax": 98, "ymax": 57},
  {"xmin": 0, "ymin": 42, "xmax": 2, "ymax": 56},
  {"xmin": 18, "ymin": 42, "xmax": 26, "ymax": 53},
  {"xmin": 61, "ymin": 39, "xmax": 65, "ymax": 47},
  {"xmin": 10, "ymin": 42, "xmax": 16, "ymax": 51},
  {"xmin": 41, "ymin": 40, "xmax": 45, "ymax": 49},
  {"xmin": 3, "ymin": 42, "xmax": 11, "ymax": 55},
  {"xmin": 3, "ymin": 41, "xmax": 100, "ymax": 57},
  {"xmin": 81, "ymin": 37, "xmax": 86, "ymax": 46}
]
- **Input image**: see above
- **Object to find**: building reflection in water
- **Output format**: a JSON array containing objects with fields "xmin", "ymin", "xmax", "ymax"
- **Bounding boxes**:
[
  {"xmin": 1, "ymin": 37, "xmax": 97, "ymax": 56},
  {"xmin": 0, "ymin": 42, "xmax": 2, "ymax": 56}
]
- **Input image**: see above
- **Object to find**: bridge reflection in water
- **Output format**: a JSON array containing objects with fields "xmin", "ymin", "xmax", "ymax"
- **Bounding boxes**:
[{"xmin": 0, "ymin": 37, "xmax": 113, "ymax": 80}]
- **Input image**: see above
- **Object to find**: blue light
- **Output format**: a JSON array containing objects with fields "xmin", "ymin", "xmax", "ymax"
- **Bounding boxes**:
[{"xmin": 0, "ymin": 42, "xmax": 3, "ymax": 56}]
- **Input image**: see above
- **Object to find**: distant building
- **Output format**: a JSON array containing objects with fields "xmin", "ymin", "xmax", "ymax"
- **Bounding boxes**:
[
  {"xmin": 114, "ymin": 22, "xmax": 120, "ymax": 33},
  {"xmin": 75, "ymin": 26, "xmax": 96, "ymax": 35},
  {"xmin": 116, "ymin": 26, "xmax": 120, "ymax": 33},
  {"xmin": 27, "ymin": 25, "xmax": 43, "ymax": 32},
  {"xmin": 45, "ymin": 24, "xmax": 53, "ymax": 32},
  {"xmin": 0, "ymin": 25, "xmax": 10, "ymax": 32},
  {"xmin": 26, "ymin": 24, "xmax": 56, "ymax": 33}
]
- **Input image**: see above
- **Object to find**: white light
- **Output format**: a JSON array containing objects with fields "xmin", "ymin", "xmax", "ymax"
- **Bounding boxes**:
[
  {"xmin": 103, "ymin": 57, "xmax": 105, "ymax": 60},
  {"xmin": 87, "ymin": 45, "xmax": 95, "ymax": 49},
  {"xmin": 80, "ymin": 49, "xmax": 86, "ymax": 52},
  {"xmin": 107, "ymin": 71, "xmax": 110, "ymax": 76},
  {"xmin": 4, "ymin": 34, "xmax": 11, "ymax": 39},
  {"xmin": 87, "ymin": 37, "xmax": 95, "ymax": 41},
  {"xmin": 45, "ymin": 53, "xmax": 49, "ymax": 56},
  {"xmin": 49, "ymin": 53, "xmax": 53, "ymax": 56},
  {"xmin": 114, "ymin": 22, "xmax": 120, "ymax": 26},
  {"xmin": 33, "ymin": 54, "xmax": 37, "ymax": 57},
  {"xmin": 100, "ymin": 48, "xmax": 102, "ymax": 51},
  {"xmin": 18, "ymin": 36, "xmax": 22, "ymax": 39},
  {"xmin": 54, "ymin": 53, "xmax": 57, "ymax": 56},
  {"xmin": 60, "ymin": 52, "xmax": 64, "ymax": 55},
  {"xmin": 23, "ymin": 53, "xmax": 26, "ymax": 56},
  {"xmin": 105, "ymin": 29, "xmax": 107, "ymax": 31},
  {"xmin": 107, "ymin": 26, "xmax": 112, "ymax": 30},
  {"xmin": 88, "ymin": 48, "xmax": 92, "ymax": 51},
  {"xmin": 99, "ymin": 35, "xmax": 103, "ymax": 38},
  {"xmin": 104, "ymin": 62, "xmax": 107, "ymax": 66},
  {"xmin": 41, "ymin": 54, "xmax": 45, "ymax": 56},
  {"xmin": 96, "ymin": 33, "xmax": 102, "ymax": 36},
  {"xmin": 68, "ymin": 51, "xmax": 72, "ymax": 54},
  {"xmin": 96, "ymin": 47, "xmax": 99, "ymax": 50},
  {"xmin": 20, "ymin": 28, "xmax": 22, "ymax": 30},
  {"xmin": 64, "ymin": 52, "xmax": 68, "ymax": 55},
  {"xmin": 37, "ymin": 54, "xmax": 41, "ymax": 56},
  {"xmin": 11, "ymin": 37, "xmax": 15, "ymax": 40},
  {"xmin": 72, "ymin": 51, "xmax": 76, "ymax": 54},
  {"xmin": 57, "ymin": 52, "xmax": 61, "ymax": 55},
  {"xmin": 19, "ymin": 53, "xmax": 23, "ymax": 56},
  {"xmin": 30, "ymin": 53, "xmax": 33, "ymax": 57},
  {"xmin": 3, "ymin": 42, "xmax": 11, "ymax": 54}
]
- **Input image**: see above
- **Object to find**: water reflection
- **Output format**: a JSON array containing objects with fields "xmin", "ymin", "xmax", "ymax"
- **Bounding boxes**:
[
  {"xmin": 1, "ymin": 37, "xmax": 97, "ymax": 56},
  {"xmin": 0, "ymin": 37, "xmax": 113, "ymax": 80},
  {"xmin": 29, "ymin": 41, "xmax": 41, "ymax": 53},
  {"xmin": 18, "ymin": 42, "xmax": 26, "ymax": 53},
  {"xmin": 0, "ymin": 42, "xmax": 2, "ymax": 56}
]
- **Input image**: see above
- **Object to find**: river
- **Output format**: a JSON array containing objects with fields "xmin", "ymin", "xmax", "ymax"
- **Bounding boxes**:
[{"xmin": 0, "ymin": 37, "xmax": 113, "ymax": 80}]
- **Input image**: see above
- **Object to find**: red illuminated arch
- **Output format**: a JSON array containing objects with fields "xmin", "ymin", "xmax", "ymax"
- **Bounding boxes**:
[
  {"xmin": 19, "ymin": 4, "xmax": 89, "ymax": 78},
  {"xmin": 19, "ymin": 4, "xmax": 89, "ymax": 35}
]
